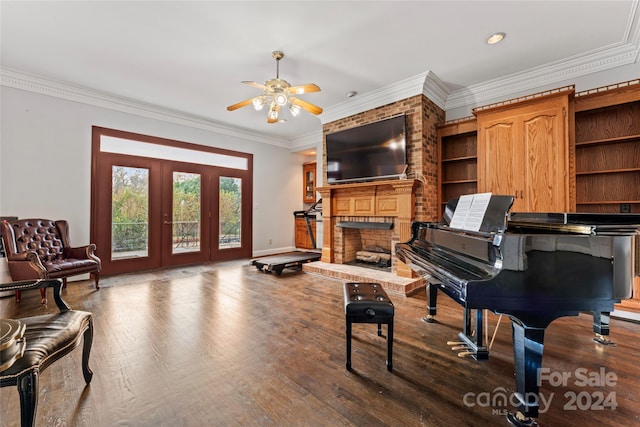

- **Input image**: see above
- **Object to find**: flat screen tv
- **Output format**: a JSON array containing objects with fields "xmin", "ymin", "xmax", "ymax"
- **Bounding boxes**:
[{"xmin": 325, "ymin": 115, "xmax": 407, "ymax": 183}]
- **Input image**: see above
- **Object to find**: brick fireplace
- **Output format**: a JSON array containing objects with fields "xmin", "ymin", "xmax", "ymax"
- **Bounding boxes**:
[{"xmin": 316, "ymin": 179, "xmax": 419, "ymax": 278}]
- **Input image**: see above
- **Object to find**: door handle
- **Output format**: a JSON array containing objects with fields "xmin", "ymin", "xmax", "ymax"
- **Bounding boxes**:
[{"xmin": 164, "ymin": 221, "xmax": 173, "ymax": 225}]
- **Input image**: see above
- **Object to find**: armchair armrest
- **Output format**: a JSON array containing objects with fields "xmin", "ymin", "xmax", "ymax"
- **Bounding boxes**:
[
  {"xmin": 4, "ymin": 251, "xmax": 47, "ymax": 279},
  {"xmin": 63, "ymin": 243, "xmax": 98, "ymax": 260},
  {"xmin": 0, "ymin": 279, "xmax": 70, "ymax": 311},
  {"xmin": 5, "ymin": 251, "xmax": 39, "ymax": 263}
]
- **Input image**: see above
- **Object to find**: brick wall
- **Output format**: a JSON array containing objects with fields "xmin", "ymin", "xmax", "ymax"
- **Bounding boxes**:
[{"xmin": 322, "ymin": 94, "xmax": 444, "ymax": 223}]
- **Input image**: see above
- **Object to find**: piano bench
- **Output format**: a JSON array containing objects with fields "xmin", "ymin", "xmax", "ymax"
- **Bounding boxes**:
[{"xmin": 343, "ymin": 282, "xmax": 394, "ymax": 372}]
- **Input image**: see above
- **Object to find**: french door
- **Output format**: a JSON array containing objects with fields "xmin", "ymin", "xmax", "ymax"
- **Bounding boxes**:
[{"xmin": 91, "ymin": 127, "xmax": 252, "ymax": 276}]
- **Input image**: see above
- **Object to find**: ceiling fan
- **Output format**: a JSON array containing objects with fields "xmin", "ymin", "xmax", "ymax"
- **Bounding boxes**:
[{"xmin": 227, "ymin": 51, "xmax": 323, "ymax": 124}]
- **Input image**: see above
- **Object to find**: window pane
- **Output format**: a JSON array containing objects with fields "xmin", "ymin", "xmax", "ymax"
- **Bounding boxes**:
[
  {"xmin": 111, "ymin": 166, "xmax": 149, "ymax": 259},
  {"xmin": 172, "ymin": 172, "xmax": 201, "ymax": 254},
  {"xmin": 101, "ymin": 136, "xmax": 248, "ymax": 170},
  {"xmin": 219, "ymin": 177, "xmax": 242, "ymax": 249}
]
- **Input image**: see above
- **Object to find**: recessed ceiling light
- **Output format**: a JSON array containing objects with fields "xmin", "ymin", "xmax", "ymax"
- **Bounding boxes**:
[{"xmin": 487, "ymin": 32, "xmax": 506, "ymax": 44}]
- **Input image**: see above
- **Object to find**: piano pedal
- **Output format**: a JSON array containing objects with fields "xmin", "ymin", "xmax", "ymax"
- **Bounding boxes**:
[
  {"xmin": 593, "ymin": 334, "xmax": 617, "ymax": 346},
  {"xmin": 451, "ymin": 345, "xmax": 468, "ymax": 351},
  {"xmin": 506, "ymin": 411, "xmax": 538, "ymax": 427},
  {"xmin": 446, "ymin": 341, "xmax": 465, "ymax": 346},
  {"xmin": 457, "ymin": 351, "xmax": 474, "ymax": 358}
]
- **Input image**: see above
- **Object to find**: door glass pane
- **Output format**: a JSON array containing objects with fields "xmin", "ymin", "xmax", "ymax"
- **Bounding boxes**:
[
  {"xmin": 111, "ymin": 166, "xmax": 149, "ymax": 259},
  {"xmin": 172, "ymin": 172, "xmax": 201, "ymax": 254},
  {"xmin": 219, "ymin": 177, "xmax": 242, "ymax": 249}
]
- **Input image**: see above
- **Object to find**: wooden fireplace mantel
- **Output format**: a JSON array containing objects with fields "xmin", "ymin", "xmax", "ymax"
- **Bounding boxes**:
[{"xmin": 316, "ymin": 179, "xmax": 419, "ymax": 278}]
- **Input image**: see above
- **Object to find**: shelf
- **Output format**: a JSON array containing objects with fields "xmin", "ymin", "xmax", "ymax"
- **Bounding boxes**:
[
  {"xmin": 442, "ymin": 179, "xmax": 477, "ymax": 185},
  {"xmin": 576, "ymin": 168, "xmax": 640, "ymax": 176},
  {"xmin": 441, "ymin": 155, "xmax": 477, "ymax": 163},
  {"xmin": 575, "ymin": 134, "xmax": 640, "ymax": 147}
]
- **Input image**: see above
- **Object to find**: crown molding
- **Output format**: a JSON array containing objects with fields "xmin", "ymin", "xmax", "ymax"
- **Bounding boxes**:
[
  {"xmin": 320, "ymin": 71, "xmax": 448, "ymax": 124},
  {"xmin": 422, "ymin": 71, "xmax": 449, "ymax": 110},
  {"xmin": 289, "ymin": 129, "xmax": 323, "ymax": 153},
  {"xmin": 0, "ymin": 67, "xmax": 290, "ymax": 148},
  {"xmin": 446, "ymin": 43, "xmax": 639, "ymax": 110}
]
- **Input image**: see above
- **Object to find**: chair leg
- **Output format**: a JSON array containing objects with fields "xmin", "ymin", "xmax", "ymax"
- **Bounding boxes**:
[
  {"xmin": 17, "ymin": 371, "xmax": 38, "ymax": 427},
  {"xmin": 14, "ymin": 289, "xmax": 46, "ymax": 304},
  {"xmin": 92, "ymin": 272, "xmax": 100, "ymax": 290},
  {"xmin": 82, "ymin": 320, "xmax": 94, "ymax": 384}
]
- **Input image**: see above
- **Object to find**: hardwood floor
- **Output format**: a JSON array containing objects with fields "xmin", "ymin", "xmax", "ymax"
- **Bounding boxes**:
[{"xmin": 1, "ymin": 260, "xmax": 639, "ymax": 426}]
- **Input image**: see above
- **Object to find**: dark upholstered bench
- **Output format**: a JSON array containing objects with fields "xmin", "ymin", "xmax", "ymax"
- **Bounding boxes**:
[
  {"xmin": 0, "ymin": 279, "xmax": 93, "ymax": 427},
  {"xmin": 343, "ymin": 282, "xmax": 394, "ymax": 371}
]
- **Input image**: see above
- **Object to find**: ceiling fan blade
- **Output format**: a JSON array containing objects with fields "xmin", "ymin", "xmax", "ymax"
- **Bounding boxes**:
[
  {"xmin": 267, "ymin": 104, "xmax": 280, "ymax": 124},
  {"xmin": 287, "ymin": 83, "xmax": 321, "ymax": 95},
  {"xmin": 242, "ymin": 81, "xmax": 268, "ymax": 90},
  {"xmin": 289, "ymin": 97, "xmax": 323, "ymax": 115},
  {"xmin": 227, "ymin": 98, "xmax": 254, "ymax": 111}
]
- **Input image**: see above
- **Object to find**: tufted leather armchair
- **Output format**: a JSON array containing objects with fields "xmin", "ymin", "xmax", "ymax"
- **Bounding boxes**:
[{"xmin": 0, "ymin": 219, "xmax": 101, "ymax": 303}]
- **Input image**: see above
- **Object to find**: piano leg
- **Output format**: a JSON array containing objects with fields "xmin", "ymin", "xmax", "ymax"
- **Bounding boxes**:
[
  {"xmin": 346, "ymin": 315, "xmax": 352, "ymax": 370},
  {"xmin": 422, "ymin": 282, "xmax": 438, "ymax": 323},
  {"xmin": 508, "ymin": 319, "xmax": 544, "ymax": 426},
  {"xmin": 592, "ymin": 312, "xmax": 616, "ymax": 346}
]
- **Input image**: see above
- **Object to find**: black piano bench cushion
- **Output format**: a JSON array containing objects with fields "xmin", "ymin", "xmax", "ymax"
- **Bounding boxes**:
[{"xmin": 344, "ymin": 282, "xmax": 394, "ymax": 318}]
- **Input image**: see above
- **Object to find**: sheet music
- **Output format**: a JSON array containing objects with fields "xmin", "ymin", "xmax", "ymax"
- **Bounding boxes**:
[{"xmin": 449, "ymin": 193, "xmax": 492, "ymax": 231}]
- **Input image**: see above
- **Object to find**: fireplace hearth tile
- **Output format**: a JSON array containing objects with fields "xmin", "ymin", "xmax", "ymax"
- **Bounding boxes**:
[{"xmin": 302, "ymin": 261, "xmax": 424, "ymax": 296}]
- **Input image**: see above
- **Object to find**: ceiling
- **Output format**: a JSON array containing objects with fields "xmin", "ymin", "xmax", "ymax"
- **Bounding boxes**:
[{"xmin": 1, "ymin": 1, "xmax": 639, "ymax": 148}]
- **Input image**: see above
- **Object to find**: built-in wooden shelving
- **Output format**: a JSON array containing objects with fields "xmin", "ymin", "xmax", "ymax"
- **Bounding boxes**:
[
  {"xmin": 436, "ymin": 117, "xmax": 477, "ymax": 211},
  {"xmin": 574, "ymin": 80, "xmax": 640, "ymax": 213}
]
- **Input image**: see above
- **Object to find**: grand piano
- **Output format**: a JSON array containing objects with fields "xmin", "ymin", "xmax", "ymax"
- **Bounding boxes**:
[{"xmin": 396, "ymin": 194, "xmax": 639, "ymax": 426}]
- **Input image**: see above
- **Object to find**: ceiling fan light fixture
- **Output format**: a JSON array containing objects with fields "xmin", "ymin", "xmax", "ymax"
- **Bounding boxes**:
[
  {"xmin": 227, "ymin": 51, "xmax": 322, "ymax": 124},
  {"xmin": 252, "ymin": 96, "xmax": 266, "ymax": 110},
  {"xmin": 274, "ymin": 92, "xmax": 288, "ymax": 106},
  {"xmin": 289, "ymin": 103, "xmax": 301, "ymax": 117},
  {"xmin": 268, "ymin": 102, "xmax": 279, "ymax": 121}
]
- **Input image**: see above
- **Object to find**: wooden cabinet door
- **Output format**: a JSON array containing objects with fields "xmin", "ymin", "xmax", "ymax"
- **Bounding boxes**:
[
  {"xmin": 295, "ymin": 218, "xmax": 316, "ymax": 249},
  {"xmin": 521, "ymin": 106, "xmax": 568, "ymax": 212},
  {"xmin": 478, "ymin": 118, "xmax": 524, "ymax": 210},
  {"xmin": 303, "ymin": 162, "xmax": 316, "ymax": 203},
  {"xmin": 476, "ymin": 90, "xmax": 572, "ymax": 212}
]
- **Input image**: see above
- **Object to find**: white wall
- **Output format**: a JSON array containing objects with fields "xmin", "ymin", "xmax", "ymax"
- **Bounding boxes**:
[{"xmin": 0, "ymin": 87, "xmax": 301, "ymax": 258}]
